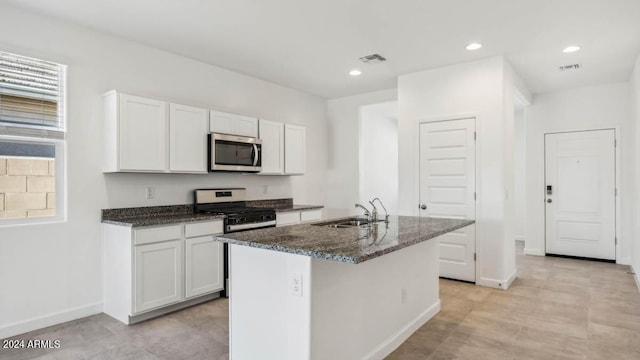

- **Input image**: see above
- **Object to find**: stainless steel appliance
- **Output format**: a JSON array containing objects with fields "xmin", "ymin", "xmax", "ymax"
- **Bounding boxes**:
[
  {"xmin": 194, "ymin": 188, "xmax": 276, "ymax": 297},
  {"xmin": 208, "ymin": 133, "xmax": 262, "ymax": 172}
]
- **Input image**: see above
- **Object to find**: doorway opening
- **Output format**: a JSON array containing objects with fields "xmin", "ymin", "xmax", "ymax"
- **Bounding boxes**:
[{"xmin": 358, "ymin": 101, "xmax": 398, "ymax": 215}]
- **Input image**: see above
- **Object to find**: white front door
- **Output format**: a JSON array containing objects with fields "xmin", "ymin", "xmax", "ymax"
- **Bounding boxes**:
[
  {"xmin": 545, "ymin": 130, "xmax": 616, "ymax": 260},
  {"xmin": 419, "ymin": 118, "xmax": 476, "ymax": 282}
]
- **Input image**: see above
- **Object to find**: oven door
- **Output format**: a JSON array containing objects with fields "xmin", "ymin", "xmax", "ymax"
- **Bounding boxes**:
[{"xmin": 209, "ymin": 133, "xmax": 262, "ymax": 172}]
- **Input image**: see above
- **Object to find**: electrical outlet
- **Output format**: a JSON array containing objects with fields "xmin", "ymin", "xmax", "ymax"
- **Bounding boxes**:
[
  {"xmin": 291, "ymin": 273, "xmax": 303, "ymax": 297},
  {"xmin": 401, "ymin": 288, "xmax": 407, "ymax": 304},
  {"xmin": 263, "ymin": 185, "xmax": 269, "ymax": 194},
  {"xmin": 145, "ymin": 187, "xmax": 155, "ymax": 199}
]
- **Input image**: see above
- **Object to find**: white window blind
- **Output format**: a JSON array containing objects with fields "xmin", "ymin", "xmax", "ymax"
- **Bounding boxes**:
[{"xmin": 0, "ymin": 51, "xmax": 65, "ymax": 138}]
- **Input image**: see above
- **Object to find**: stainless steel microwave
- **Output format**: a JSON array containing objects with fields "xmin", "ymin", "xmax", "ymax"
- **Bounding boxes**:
[{"xmin": 208, "ymin": 133, "xmax": 262, "ymax": 172}]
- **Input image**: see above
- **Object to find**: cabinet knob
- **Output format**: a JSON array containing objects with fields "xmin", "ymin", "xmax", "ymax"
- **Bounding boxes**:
[
  {"xmin": 420, "ymin": 204, "xmax": 427, "ymax": 210},
  {"xmin": 546, "ymin": 199, "xmax": 552, "ymax": 203}
]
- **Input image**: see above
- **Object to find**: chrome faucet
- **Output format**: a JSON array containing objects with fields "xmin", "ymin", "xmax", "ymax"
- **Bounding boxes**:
[
  {"xmin": 370, "ymin": 198, "xmax": 389, "ymax": 223},
  {"xmin": 368, "ymin": 201, "xmax": 378, "ymax": 222},
  {"xmin": 354, "ymin": 203, "xmax": 371, "ymax": 221}
]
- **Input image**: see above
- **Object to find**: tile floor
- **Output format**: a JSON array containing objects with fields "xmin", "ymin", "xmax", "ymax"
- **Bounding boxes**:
[
  {"xmin": 0, "ymin": 300, "xmax": 229, "ymax": 360},
  {"xmin": 388, "ymin": 242, "xmax": 640, "ymax": 359},
  {"xmin": 1, "ymin": 242, "xmax": 639, "ymax": 360}
]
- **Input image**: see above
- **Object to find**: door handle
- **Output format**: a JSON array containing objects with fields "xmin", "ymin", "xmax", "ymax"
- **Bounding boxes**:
[
  {"xmin": 252, "ymin": 144, "xmax": 259, "ymax": 166},
  {"xmin": 420, "ymin": 204, "xmax": 427, "ymax": 210},
  {"xmin": 547, "ymin": 199, "xmax": 552, "ymax": 203}
]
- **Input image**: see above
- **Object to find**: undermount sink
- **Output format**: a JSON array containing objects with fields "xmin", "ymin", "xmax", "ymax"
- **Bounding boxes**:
[{"xmin": 312, "ymin": 217, "xmax": 384, "ymax": 228}]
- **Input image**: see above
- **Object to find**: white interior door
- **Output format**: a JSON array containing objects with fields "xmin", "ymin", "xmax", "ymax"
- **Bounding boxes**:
[
  {"xmin": 419, "ymin": 118, "xmax": 476, "ymax": 282},
  {"xmin": 545, "ymin": 130, "xmax": 616, "ymax": 260}
]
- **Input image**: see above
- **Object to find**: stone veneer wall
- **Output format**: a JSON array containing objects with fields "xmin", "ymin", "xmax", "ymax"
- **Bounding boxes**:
[{"xmin": 0, "ymin": 156, "xmax": 55, "ymax": 219}]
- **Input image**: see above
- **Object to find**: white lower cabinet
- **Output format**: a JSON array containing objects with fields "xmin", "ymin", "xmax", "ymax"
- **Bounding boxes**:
[
  {"xmin": 275, "ymin": 209, "xmax": 322, "ymax": 227},
  {"xmin": 276, "ymin": 211, "xmax": 301, "ymax": 227},
  {"xmin": 185, "ymin": 236, "xmax": 224, "ymax": 298},
  {"xmin": 134, "ymin": 239, "xmax": 183, "ymax": 313},
  {"xmin": 300, "ymin": 209, "xmax": 322, "ymax": 223},
  {"xmin": 103, "ymin": 220, "xmax": 224, "ymax": 324}
]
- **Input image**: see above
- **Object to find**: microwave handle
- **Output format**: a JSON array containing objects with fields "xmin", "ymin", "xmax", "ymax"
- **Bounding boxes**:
[{"xmin": 252, "ymin": 144, "xmax": 259, "ymax": 166}]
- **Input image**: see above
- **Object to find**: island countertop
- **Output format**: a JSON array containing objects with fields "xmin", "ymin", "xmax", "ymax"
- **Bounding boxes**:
[{"xmin": 216, "ymin": 215, "xmax": 474, "ymax": 264}]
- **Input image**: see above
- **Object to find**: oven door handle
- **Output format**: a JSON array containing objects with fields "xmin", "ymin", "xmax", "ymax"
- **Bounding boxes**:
[
  {"xmin": 227, "ymin": 220, "xmax": 276, "ymax": 232},
  {"xmin": 252, "ymin": 144, "xmax": 259, "ymax": 167}
]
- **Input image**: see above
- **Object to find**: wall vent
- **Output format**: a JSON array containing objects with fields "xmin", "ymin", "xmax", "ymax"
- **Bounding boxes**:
[
  {"xmin": 559, "ymin": 64, "xmax": 580, "ymax": 71},
  {"xmin": 359, "ymin": 54, "xmax": 387, "ymax": 64}
]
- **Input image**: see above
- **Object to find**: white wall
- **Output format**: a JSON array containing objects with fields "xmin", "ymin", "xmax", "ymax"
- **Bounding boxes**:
[
  {"xmin": 326, "ymin": 89, "xmax": 397, "ymax": 212},
  {"xmin": 359, "ymin": 102, "xmax": 398, "ymax": 215},
  {"xmin": 631, "ymin": 54, "xmax": 640, "ymax": 278},
  {"xmin": 513, "ymin": 108, "xmax": 526, "ymax": 241},
  {"xmin": 398, "ymin": 57, "xmax": 524, "ymax": 288},
  {"xmin": 524, "ymin": 82, "xmax": 632, "ymax": 264},
  {"xmin": 0, "ymin": 4, "xmax": 328, "ymax": 338}
]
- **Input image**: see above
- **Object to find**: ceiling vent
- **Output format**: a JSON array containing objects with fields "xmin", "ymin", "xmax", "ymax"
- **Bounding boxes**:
[
  {"xmin": 559, "ymin": 64, "xmax": 581, "ymax": 71},
  {"xmin": 359, "ymin": 54, "xmax": 387, "ymax": 64}
]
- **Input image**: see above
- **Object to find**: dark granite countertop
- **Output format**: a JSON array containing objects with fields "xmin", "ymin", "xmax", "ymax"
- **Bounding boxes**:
[
  {"xmin": 274, "ymin": 205, "xmax": 324, "ymax": 213},
  {"xmin": 216, "ymin": 216, "xmax": 474, "ymax": 264},
  {"xmin": 100, "ymin": 200, "xmax": 323, "ymax": 227},
  {"xmin": 245, "ymin": 198, "xmax": 323, "ymax": 213},
  {"xmin": 102, "ymin": 213, "xmax": 225, "ymax": 227},
  {"xmin": 101, "ymin": 204, "xmax": 225, "ymax": 228}
]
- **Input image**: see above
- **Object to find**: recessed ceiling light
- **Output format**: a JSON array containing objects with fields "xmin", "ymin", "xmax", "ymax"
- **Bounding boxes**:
[
  {"xmin": 465, "ymin": 43, "xmax": 482, "ymax": 51},
  {"xmin": 563, "ymin": 45, "xmax": 581, "ymax": 53},
  {"xmin": 349, "ymin": 69, "xmax": 362, "ymax": 76}
]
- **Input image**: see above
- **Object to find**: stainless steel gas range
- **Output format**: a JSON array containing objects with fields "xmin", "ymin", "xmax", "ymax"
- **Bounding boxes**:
[{"xmin": 194, "ymin": 188, "xmax": 276, "ymax": 297}]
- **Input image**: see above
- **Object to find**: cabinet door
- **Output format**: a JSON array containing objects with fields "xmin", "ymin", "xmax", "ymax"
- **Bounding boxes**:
[
  {"xmin": 210, "ymin": 111, "xmax": 258, "ymax": 137},
  {"xmin": 300, "ymin": 209, "xmax": 322, "ymax": 223},
  {"xmin": 276, "ymin": 211, "xmax": 301, "ymax": 227},
  {"xmin": 233, "ymin": 114, "xmax": 259, "ymax": 138},
  {"xmin": 119, "ymin": 94, "xmax": 167, "ymax": 171},
  {"xmin": 284, "ymin": 124, "xmax": 306, "ymax": 175},
  {"xmin": 185, "ymin": 236, "xmax": 224, "ymax": 298},
  {"xmin": 210, "ymin": 110, "xmax": 236, "ymax": 135},
  {"xmin": 258, "ymin": 119, "xmax": 284, "ymax": 175},
  {"xmin": 134, "ymin": 240, "xmax": 183, "ymax": 313},
  {"xmin": 169, "ymin": 103, "xmax": 208, "ymax": 173}
]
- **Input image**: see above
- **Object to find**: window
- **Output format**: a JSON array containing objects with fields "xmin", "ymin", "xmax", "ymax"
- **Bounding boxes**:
[{"xmin": 0, "ymin": 51, "xmax": 66, "ymax": 223}]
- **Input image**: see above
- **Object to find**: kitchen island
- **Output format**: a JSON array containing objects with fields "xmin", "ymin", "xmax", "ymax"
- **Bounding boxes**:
[{"xmin": 217, "ymin": 216, "xmax": 474, "ymax": 360}]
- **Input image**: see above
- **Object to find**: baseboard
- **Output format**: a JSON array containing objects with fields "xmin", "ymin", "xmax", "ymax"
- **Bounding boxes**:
[
  {"xmin": 128, "ymin": 292, "xmax": 220, "ymax": 324},
  {"xmin": 632, "ymin": 264, "xmax": 640, "ymax": 294},
  {"xmin": 504, "ymin": 269, "xmax": 518, "ymax": 289},
  {"xmin": 477, "ymin": 269, "xmax": 517, "ymax": 290},
  {"xmin": 364, "ymin": 300, "xmax": 441, "ymax": 360},
  {"xmin": 523, "ymin": 248, "xmax": 545, "ymax": 256},
  {"xmin": 617, "ymin": 257, "xmax": 631, "ymax": 266},
  {"xmin": 0, "ymin": 302, "xmax": 102, "ymax": 340},
  {"xmin": 515, "ymin": 236, "xmax": 525, "ymax": 242}
]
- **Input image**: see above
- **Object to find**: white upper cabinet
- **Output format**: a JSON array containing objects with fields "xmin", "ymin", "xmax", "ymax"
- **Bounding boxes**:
[
  {"xmin": 284, "ymin": 124, "xmax": 306, "ymax": 175},
  {"xmin": 105, "ymin": 92, "xmax": 168, "ymax": 172},
  {"xmin": 258, "ymin": 119, "xmax": 285, "ymax": 175},
  {"xmin": 210, "ymin": 110, "xmax": 258, "ymax": 138},
  {"xmin": 103, "ymin": 90, "xmax": 210, "ymax": 174},
  {"xmin": 169, "ymin": 103, "xmax": 208, "ymax": 173}
]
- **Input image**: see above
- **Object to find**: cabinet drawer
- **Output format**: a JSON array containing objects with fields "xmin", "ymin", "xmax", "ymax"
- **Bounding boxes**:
[
  {"xmin": 300, "ymin": 209, "xmax": 322, "ymax": 223},
  {"xmin": 276, "ymin": 211, "xmax": 300, "ymax": 227},
  {"xmin": 134, "ymin": 225, "xmax": 182, "ymax": 245},
  {"xmin": 185, "ymin": 221, "xmax": 224, "ymax": 238}
]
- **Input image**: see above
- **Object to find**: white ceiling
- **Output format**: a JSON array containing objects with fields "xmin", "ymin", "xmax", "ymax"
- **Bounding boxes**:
[{"xmin": 5, "ymin": 0, "xmax": 640, "ymax": 98}]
